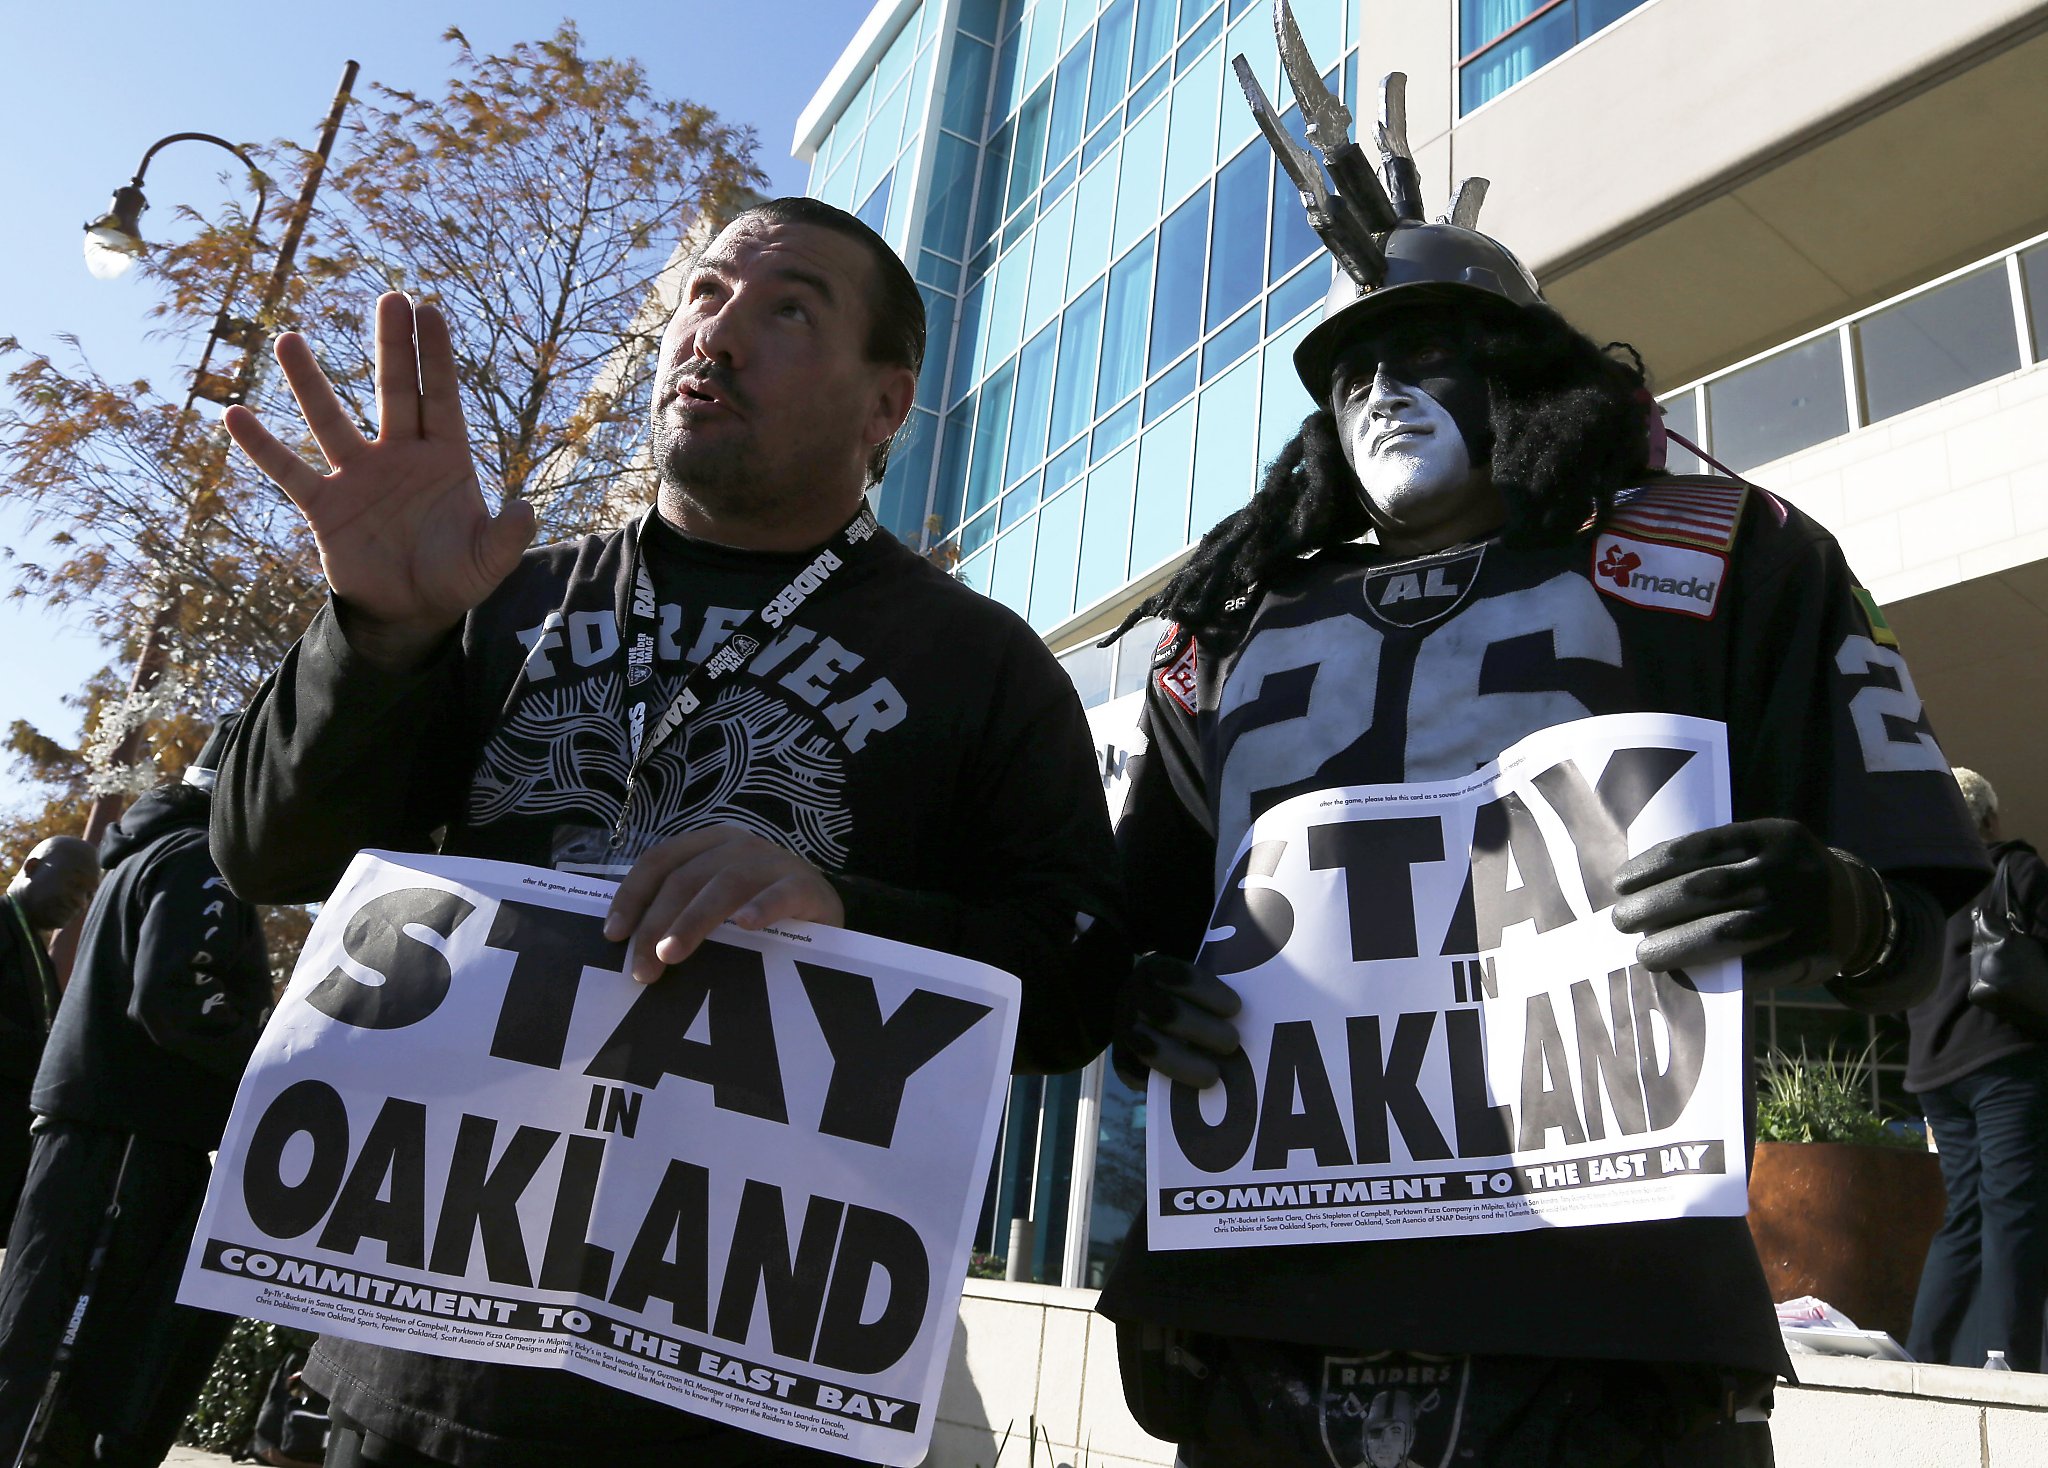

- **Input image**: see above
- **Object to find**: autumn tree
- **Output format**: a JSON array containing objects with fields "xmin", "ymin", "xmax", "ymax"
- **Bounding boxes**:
[{"xmin": 1, "ymin": 22, "xmax": 762, "ymax": 866}]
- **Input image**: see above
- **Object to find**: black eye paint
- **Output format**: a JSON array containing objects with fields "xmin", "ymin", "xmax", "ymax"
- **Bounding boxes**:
[{"xmin": 1330, "ymin": 330, "xmax": 1493, "ymax": 461}]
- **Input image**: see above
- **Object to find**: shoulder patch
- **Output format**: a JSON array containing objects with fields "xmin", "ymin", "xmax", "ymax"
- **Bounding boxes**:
[
  {"xmin": 1605, "ymin": 479, "xmax": 1749, "ymax": 553},
  {"xmin": 1854, "ymin": 587, "xmax": 1900, "ymax": 648},
  {"xmin": 1151, "ymin": 620, "xmax": 1186, "ymax": 668},
  {"xmin": 1592, "ymin": 533, "xmax": 1727, "ymax": 619},
  {"xmin": 1156, "ymin": 636, "xmax": 1199, "ymax": 715}
]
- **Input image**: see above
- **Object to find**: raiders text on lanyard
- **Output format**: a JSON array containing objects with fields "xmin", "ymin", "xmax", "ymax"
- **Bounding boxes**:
[{"xmin": 613, "ymin": 506, "xmax": 881, "ymax": 850}]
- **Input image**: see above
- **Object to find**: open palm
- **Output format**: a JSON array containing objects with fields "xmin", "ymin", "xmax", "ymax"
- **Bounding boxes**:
[{"xmin": 225, "ymin": 292, "xmax": 535, "ymax": 664}]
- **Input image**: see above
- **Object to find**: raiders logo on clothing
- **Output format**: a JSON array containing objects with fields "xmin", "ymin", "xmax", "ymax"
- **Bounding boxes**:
[{"xmin": 1320, "ymin": 1354, "xmax": 1469, "ymax": 1468}]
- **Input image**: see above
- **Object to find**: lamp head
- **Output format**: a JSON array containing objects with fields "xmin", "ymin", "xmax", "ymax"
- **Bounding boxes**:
[{"xmin": 82, "ymin": 183, "xmax": 148, "ymax": 280}]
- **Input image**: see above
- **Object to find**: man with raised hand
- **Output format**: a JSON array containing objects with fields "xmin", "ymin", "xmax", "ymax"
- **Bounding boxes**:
[
  {"xmin": 1093, "ymin": 9, "xmax": 1985, "ymax": 1466},
  {"xmin": 212, "ymin": 197, "xmax": 1118, "ymax": 1466}
]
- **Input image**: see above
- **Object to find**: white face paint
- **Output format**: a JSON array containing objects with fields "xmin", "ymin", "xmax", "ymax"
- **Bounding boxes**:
[{"xmin": 1333, "ymin": 366, "xmax": 1495, "ymax": 554}]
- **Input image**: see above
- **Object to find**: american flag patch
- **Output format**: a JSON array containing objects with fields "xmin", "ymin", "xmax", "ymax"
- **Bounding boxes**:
[{"xmin": 1604, "ymin": 480, "xmax": 1749, "ymax": 552}]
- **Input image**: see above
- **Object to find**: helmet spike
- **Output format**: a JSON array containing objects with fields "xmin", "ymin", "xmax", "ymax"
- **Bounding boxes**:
[
  {"xmin": 1231, "ymin": 54, "xmax": 1386, "ymax": 287},
  {"xmin": 1375, "ymin": 74, "xmax": 1426, "ymax": 223},
  {"xmin": 1270, "ymin": 0, "xmax": 1400, "ymax": 232},
  {"xmin": 1444, "ymin": 177, "xmax": 1490, "ymax": 230}
]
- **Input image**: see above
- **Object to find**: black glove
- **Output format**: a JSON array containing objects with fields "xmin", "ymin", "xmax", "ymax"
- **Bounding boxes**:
[
  {"xmin": 1111, "ymin": 952, "xmax": 1243, "ymax": 1090},
  {"xmin": 1610, "ymin": 818, "xmax": 1891, "ymax": 988}
]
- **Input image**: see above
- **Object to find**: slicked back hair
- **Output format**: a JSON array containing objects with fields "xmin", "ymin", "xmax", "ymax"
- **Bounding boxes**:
[
  {"xmin": 1116, "ymin": 303, "xmax": 1650, "ymax": 649},
  {"xmin": 727, "ymin": 197, "xmax": 926, "ymax": 485}
]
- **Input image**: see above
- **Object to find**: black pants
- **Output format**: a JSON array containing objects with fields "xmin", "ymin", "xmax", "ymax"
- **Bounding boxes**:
[
  {"xmin": 324, "ymin": 1410, "xmax": 867, "ymax": 1468},
  {"xmin": 1144, "ymin": 1337, "xmax": 1774, "ymax": 1468},
  {"xmin": 1908, "ymin": 1047, "xmax": 2048, "ymax": 1370},
  {"xmin": 0, "ymin": 1120, "xmax": 233, "ymax": 1466},
  {"xmin": 0, "ymin": 1082, "xmax": 35, "ymax": 1238}
]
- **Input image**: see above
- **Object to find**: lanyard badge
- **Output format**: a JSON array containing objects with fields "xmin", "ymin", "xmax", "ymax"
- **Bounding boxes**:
[{"xmin": 606, "ymin": 503, "xmax": 882, "ymax": 857}]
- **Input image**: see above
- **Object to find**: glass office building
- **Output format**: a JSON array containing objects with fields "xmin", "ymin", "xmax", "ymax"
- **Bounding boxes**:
[
  {"xmin": 801, "ymin": 0, "xmax": 1368, "ymax": 1287},
  {"xmin": 808, "ymin": 0, "xmax": 1359, "ymax": 643}
]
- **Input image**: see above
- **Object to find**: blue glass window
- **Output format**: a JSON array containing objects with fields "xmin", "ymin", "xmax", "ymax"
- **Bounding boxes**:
[
  {"xmin": 1098, "ymin": 236, "xmax": 1157, "ymax": 415},
  {"xmin": 921, "ymin": 132, "xmax": 979, "ymax": 261},
  {"xmin": 1029, "ymin": 483, "xmax": 1085, "ymax": 631},
  {"xmin": 1049, "ymin": 281, "xmax": 1106, "ymax": 451},
  {"xmin": 991, "ymin": 17, "xmax": 1025, "ymax": 123},
  {"xmin": 1206, "ymin": 145, "xmax": 1267, "ymax": 330},
  {"xmin": 1093, "ymin": 396, "xmax": 1140, "ymax": 459},
  {"xmin": 1046, "ymin": 36, "xmax": 1092, "ymax": 172},
  {"xmin": 1460, "ymin": 0, "xmax": 1650, "ymax": 114},
  {"xmin": 966, "ymin": 359, "xmax": 1017, "ymax": 521},
  {"xmin": 1008, "ymin": 80, "xmax": 1053, "ymax": 217},
  {"xmin": 876, "ymin": 407, "xmax": 937, "ymax": 543},
  {"xmin": 1000, "ymin": 473, "xmax": 1041, "ymax": 529},
  {"xmin": 973, "ymin": 121, "xmax": 1015, "ymax": 249},
  {"xmin": 1190, "ymin": 352, "xmax": 1260, "ymax": 532},
  {"xmin": 857, "ymin": 172, "xmax": 892, "ymax": 236},
  {"xmin": 1129, "ymin": 401, "xmax": 1195, "ymax": 576},
  {"xmin": 937, "ymin": 401, "xmax": 976, "ymax": 532},
  {"xmin": 1203, "ymin": 306, "xmax": 1260, "ymax": 380},
  {"xmin": 1148, "ymin": 184, "xmax": 1210, "ymax": 373},
  {"xmin": 1007, "ymin": 323, "xmax": 1060, "ymax": 486},
  {"xmin": 1269, "ymin": 259, "xmax": 1329, "ymax": 331},
  {"xmin": 1131, "ymin": 0, "xmax": 1177, "ymax": 85},
  {"xmin": 959, "ymin": 0, "xmax": 1004, "ymax": 43},
  {"xmin": 1144, "ymin": 354, "xmax": 1197, "ymax": 421},
  {"xmin": 944, "ymin": 37, "xmax": 995, "ymax": 138},
  {"xmin": 1268, "ymin": 131, "xmax": 1320, "ymax": 284},
  {"xmin": 1075, "ymin": 444, "xmax": 1138, "ymax": 609},
  {"xmin": 1177, "ymin": 5, "xmax": 1224, "ymax": 68},
  {"xmin": 992, "ymin": 516, "xmax": 1038, "ymax": 614},
  {"xmin": 949, "ymin": 275, "xmax": 990, "ymax": 406},
  {"xmin": 917, "ymin": 288, "xmax": 955, "ymax": 410},
  {"xmin": 1089, "ymin": 0, "xmax": 1137, "ymax": 131}
]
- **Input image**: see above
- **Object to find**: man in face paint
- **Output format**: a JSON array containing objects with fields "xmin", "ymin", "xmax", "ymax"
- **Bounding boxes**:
[{"xmin": 1328, "ymin": 308, "xmax": 1504, "ymax": 558}]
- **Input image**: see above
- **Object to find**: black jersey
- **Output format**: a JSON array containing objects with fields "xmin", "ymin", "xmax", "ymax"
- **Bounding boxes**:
[{"xmin": 1102, "ymin": 477, "xmax": 1985, "ymax": 1375}]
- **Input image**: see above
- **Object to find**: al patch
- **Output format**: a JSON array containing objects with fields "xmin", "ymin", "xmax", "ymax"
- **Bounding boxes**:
[
  {"xmin": 1361, "ymin": 544, "xmax": 1485, "ymax": 630},
  {"xmin": 1592, "ymin": 533, "xmax": 1727, "ymax": 620},
  {"xmin": 1320, "ymin": 1352, "xmax": 1469, "ymax": 1468}
]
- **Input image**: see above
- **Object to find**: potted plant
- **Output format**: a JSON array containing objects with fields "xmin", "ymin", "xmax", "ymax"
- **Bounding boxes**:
[{"xmin": 1746, "ymin": 1044, "xmax": 1946, "ymax": 1342}]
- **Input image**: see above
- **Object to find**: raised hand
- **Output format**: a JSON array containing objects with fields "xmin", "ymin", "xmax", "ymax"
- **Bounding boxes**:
[{"xmin": 224, "ymin": 292, "xmax": 535, "ymax": 668}]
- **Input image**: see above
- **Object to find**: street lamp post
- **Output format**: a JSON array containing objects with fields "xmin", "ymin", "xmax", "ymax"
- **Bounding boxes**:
[{"xmin": 74, "ymin": 60, "xmax": 360, "ymax": 853}]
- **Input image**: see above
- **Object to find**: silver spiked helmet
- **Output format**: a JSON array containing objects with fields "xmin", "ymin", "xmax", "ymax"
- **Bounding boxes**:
[{"xmin": 1237, "ymin": 0, "xmax": 1546, "ymax": 400}]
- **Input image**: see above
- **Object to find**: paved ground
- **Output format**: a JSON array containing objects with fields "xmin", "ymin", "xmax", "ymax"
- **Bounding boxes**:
[{"xmin": 162, "ymin": 1448, "xmax": 235, "ymax": 1465}]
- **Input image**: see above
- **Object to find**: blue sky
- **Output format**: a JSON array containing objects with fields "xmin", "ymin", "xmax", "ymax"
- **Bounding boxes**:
[{"xmin": 0, "ymin": 1, "xmax": 870, "ymax": 814}]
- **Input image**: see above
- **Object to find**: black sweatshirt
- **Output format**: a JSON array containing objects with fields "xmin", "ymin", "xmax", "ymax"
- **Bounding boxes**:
[
  {"xmin": 1906, "ymin": 838, "xmax": 2044, "ymax": 1092},
  {"xmin": 34, "ymin": 785, "xmax": 270, "ymax": 1150},
  {"xmin": 210, "ymin": 515, "xmax": 1120, "ymax": 1462},
  {"xmin": 0, "ymin": 897, "xmax": 56, "ymax": 1087}
]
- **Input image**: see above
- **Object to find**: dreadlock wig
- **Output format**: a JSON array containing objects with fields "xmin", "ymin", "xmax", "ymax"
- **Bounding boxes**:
[{"xmin": 1117, "ymin": 303, "xmax": 1650, "ymax": 650}]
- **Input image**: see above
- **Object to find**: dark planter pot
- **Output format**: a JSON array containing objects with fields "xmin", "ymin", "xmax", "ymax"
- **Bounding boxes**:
[{"xmin": 1747, "ymin": 1140, "xmax": 1947, "ymax": 1342}]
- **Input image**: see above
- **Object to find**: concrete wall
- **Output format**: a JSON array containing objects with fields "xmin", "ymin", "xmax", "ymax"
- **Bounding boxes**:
[
  {"xmin": 1750, "ymin": 356, "xmax": 2048, "ymax": 608},
  {"xmin": 936, "ymin": 1282, "xmax": 2048, "ymax": 1467}
]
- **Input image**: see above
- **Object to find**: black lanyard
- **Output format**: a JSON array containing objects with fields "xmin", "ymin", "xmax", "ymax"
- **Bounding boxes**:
[{"xmin": 607, "ymin": 502, "xmax": 884, "ymax": 857}]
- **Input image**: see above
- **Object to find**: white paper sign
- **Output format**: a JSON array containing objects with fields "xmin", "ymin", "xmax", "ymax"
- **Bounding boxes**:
[
  {"xmin": 1147, "ymin": 713, "xmax": 1747, "ymax": 1251},
  {"xmin": 180, "ymin": 852, "xmax": 1019, "ymax": 1465}
]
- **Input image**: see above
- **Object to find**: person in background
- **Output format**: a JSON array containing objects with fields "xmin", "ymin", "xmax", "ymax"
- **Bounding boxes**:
[
  {"xmin": 0, "ymin": 835, "xmax": 98, "ymax": 1231},
  {"xmin": 1906, "ymin": 767, "xmax": 2048, "ymax": 1370},
  {"xmin": 0, "ymin": 721, "xmax": 272, "ymax": 1465}
]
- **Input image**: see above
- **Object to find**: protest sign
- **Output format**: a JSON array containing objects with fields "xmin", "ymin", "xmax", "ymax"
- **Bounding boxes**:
[
  {"xmin": 1148, "ymin": 712, "xmax": 1747, "ymax": 1252},
  {"xmin": 180, "ymin": 851, "xmax": 1018, "ymax": 1465}
]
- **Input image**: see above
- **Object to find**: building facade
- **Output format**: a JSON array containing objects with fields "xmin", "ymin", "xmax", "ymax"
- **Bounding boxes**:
[{"xmin": 794, "ymin": 0, "xmax": 2048, "ymax": 1327}]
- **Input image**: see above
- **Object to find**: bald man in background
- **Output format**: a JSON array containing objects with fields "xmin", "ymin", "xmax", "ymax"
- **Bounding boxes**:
[{"xmin": 0, "ymin": 838, "xmax": 98, "ymax": 1230}]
